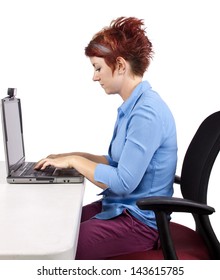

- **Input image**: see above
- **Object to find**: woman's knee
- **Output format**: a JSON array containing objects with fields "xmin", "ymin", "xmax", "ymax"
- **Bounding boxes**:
[{"xmin": 80, "ymin": 200, "xmax": 102, "ymax": 222}]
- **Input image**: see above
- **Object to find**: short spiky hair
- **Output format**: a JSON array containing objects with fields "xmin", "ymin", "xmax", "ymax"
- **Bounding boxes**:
[{"xmin": 85, "ymin": 17, "xmax": 154, "ymax": 76}]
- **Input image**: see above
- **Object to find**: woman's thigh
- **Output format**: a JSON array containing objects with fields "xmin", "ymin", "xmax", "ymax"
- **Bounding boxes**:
[{"xmin": 75, "ymin": 209, "xmax": 158, "ymax": 260}]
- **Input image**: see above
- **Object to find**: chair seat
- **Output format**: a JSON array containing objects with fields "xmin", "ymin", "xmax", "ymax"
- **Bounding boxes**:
[{"xmin": 108, "ymin": 222, "xmax": 211, "ymax": 260}]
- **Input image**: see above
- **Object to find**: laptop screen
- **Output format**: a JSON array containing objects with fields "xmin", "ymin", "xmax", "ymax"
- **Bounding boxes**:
[{"xmin": 1, "ymin": 97, "xmax": 25, "ymax": 172}]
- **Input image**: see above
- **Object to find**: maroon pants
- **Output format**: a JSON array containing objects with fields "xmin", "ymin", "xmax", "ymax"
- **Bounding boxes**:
[{"xmin": 75, "ymin": 200, "xmax": 159, "ymax": 260}]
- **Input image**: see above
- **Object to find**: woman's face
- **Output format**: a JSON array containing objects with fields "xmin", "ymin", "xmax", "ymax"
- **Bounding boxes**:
[{"xmin": 90, "ymin": 57, "xmax": 122, "ymax": 95}]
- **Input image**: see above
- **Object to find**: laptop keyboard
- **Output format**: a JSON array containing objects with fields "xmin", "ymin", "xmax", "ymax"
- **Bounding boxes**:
[
  {"xmin": 22, "ymin": 162, "xmax": 55, "ymax": 177},
  {"xmin": 21, "ymin": 162, "xmax": 81, "ymax": 177}
]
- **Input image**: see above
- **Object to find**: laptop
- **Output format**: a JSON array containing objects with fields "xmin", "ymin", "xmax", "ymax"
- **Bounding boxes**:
[{"xmin": 1, "ymin": 90, "xmax": 84, "ymax": 184}]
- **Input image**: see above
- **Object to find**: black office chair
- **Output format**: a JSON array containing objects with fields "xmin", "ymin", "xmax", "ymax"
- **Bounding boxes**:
[{"xmin": 109, "ymin": 111, "xmax": 220, "ymax": 260}]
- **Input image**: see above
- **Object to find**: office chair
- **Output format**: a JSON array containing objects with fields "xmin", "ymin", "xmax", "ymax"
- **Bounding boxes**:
[{"xmin": 109, "ymin": 111, "xmax": 220, "ymax": 260}]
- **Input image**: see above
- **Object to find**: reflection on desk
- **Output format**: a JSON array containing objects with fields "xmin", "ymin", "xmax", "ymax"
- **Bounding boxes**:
[{"xmin": 0, "ymin": 161, "xmax": 85, "ymax": 260}]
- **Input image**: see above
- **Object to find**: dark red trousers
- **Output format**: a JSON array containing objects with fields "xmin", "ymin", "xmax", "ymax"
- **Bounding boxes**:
[{"xmin": 75, "ymin": 200, "xmax": 159, "ymax": 260}]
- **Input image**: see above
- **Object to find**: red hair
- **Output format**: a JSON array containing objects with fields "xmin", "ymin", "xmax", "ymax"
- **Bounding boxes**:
[{"xmin": 85, "ymin": 17, "xmax": 153, "ymax": 76}]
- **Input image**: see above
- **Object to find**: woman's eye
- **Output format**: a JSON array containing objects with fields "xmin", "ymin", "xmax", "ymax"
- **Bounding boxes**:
[{"xmin": 95, "ymin": 68, "xmax": 101, "ymax": 72}]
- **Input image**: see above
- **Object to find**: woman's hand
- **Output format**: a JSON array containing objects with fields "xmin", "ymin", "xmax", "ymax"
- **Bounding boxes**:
[{"xmin": 34, "ymin": 156, "xmax": 73, "ymax": 170}]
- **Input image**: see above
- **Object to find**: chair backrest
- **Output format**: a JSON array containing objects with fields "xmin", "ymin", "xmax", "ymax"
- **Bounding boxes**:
[
  {"xmin": 181, "ymin": 111, "xmax": 220, "ymax": 202},
  {"xmin": 180, "ymin": 111, "xmax": 220, "ymax": 259}
]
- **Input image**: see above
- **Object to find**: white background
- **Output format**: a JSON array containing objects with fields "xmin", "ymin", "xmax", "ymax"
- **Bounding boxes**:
[{"xmin": 0, "ymin": 0, "xmax": 219, "ymax": 243}]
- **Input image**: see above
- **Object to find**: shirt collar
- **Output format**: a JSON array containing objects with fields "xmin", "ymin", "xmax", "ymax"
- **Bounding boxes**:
[{"xmin": 118, "ymin": 81, "xmax": 151, "ymax": 116}]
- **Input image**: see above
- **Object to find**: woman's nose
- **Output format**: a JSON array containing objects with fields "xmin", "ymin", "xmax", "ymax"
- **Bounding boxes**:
[{"xmin": 93, "ymin": 72, "xmax": 100, "ymax": 81}]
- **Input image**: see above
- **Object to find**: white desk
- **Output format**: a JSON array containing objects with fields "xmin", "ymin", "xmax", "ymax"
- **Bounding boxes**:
[{"xmin": 0, "ymin": 161, "xmax": 85, "ymax": 260}]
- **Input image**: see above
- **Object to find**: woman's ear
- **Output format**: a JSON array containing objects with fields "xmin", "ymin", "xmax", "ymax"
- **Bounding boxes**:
[{"xmin": 116, "ymin": 57, "xmax": 126, "ymax": 74}]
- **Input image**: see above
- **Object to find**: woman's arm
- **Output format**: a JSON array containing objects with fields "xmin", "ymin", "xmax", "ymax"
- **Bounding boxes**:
[
  {"xmin": 47, "ymin": 152, "xmax": 109, "ymax": 165},
  {"xmin": 34, "ymin": 153, "xmax": 109, "ymax": 190}
]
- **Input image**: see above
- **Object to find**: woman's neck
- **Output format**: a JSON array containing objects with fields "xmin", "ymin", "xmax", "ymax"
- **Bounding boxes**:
[{"xmin": 119, "ymin": 76, "xmax": 142, "ymax": 101}]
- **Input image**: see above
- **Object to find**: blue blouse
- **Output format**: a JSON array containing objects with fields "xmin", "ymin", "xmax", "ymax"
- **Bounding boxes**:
[{"xmin": 94, "ymin": 81, "xmax": 177, "ymax": 229}]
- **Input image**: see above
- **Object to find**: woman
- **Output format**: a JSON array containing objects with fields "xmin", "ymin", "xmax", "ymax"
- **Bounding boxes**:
[{"xmin": 35, "ymin": 17, "xmax": 177, "ymax": 259}]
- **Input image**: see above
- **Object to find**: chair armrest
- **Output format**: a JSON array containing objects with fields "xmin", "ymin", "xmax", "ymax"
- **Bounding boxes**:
[
  {"xmin": 174, "ymin": 175, "xmax": 181, "ymax": 184},
  {"xmin": 137, "ymin": 196, "xmax": 215, "ymax": 215}
]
